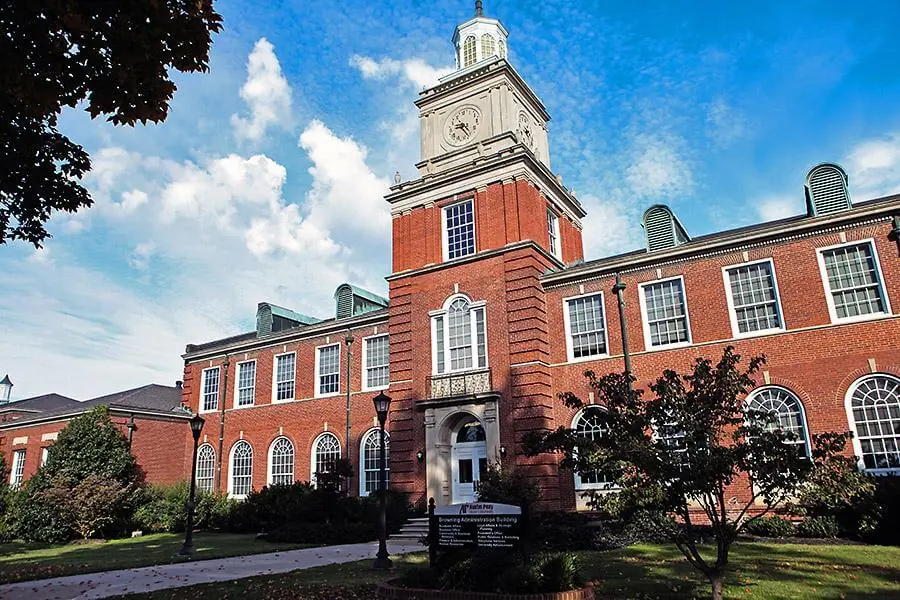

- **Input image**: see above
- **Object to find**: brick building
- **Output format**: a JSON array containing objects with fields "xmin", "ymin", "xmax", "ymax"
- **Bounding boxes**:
[
  {"xmin": 0, "ymin": 384, "xmax": 191, "ymax": 487},
  {"xmin": 181, "ymin": 5, "xmax": 900, "ymax": 510}
]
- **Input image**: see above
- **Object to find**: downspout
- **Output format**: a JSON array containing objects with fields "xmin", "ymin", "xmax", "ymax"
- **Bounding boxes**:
[
  {"xmin": 215, "ymin": 355, "xmax": 230, "ymax": 493},
  {"xmin": 344, "ymin": 331, "xmax": 354, "ymax": 496},
  {"xmin": 613, "ymin": 273, "xmax": 633, "ymax": 391}
]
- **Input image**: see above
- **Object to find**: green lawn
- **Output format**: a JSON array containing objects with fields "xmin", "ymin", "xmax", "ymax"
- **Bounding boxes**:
[
  {"xmin": 0, "ymin": 532, "xmax": 311, "ymax": 584},
  {"xmin": 105, "ymin": 542, "xmax": 900, "ymax": 600}
]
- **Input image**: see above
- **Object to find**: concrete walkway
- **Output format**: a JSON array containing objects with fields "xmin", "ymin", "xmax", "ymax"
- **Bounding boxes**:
[{"xmin": 0, "ymin": 540, "xmax": 421, "ymax": 600}]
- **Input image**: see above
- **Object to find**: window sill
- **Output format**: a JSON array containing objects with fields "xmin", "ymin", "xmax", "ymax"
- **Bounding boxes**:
[
  {"xmin": 567, "ymin": 353, "xmax": 610, "ymax": 364},
  {"xmin": 199, "ymin": 407, "xmax": 219, "ymax": 414},
  {"xmin": 271, "ymin": 397, "xmax": 296, "ymax": 404},
  {"xmin": 362, "ymin": 385, "xmax": 390, "ymax": 393},
  {"xmin": 314, "ymin": 392, "xmax": 342, "ymax": 399},
  {"xmin": 730, "ymin": 327, "xmax": 786, "ymax": 339},
  {"xmin": 643, "ymin": 340, "xmax": 693, "ymax": 353},
  {"xmin": 232, "ymin": 403, "xmax": 256, "ymax": 410},
  {"xmin": 830, "ymin": 311, "xmax": 891, "ymax": 325}
]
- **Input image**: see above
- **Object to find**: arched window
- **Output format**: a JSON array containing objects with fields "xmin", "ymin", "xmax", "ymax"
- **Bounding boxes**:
[
  {"xmin": 432, "ymin": 295, "xmax": 487, "ymax": 374},
  {"xmin": 573, "ymin": 407, "xmax": 615, "ymax": 490},
  {"xmin": 481, "ymin": 34, "xmax": 496, "ymax": 59},
  {"xmin": 360, "ymin": 429, "xmax": 390, "ymax": 497},
  {"xmin": 456, "ymin": 421, "xmax": 486, "ymax": 443},
  {"xmin": 312, "ymin": 433, "xmax": 342, "ymax": 486},
  {"xmin": 847, "ymin": 375, "xmax": 900, "ymax": 472},
  {"xmin": 196, "ymin": 444, "xmax": 216, "ymax": 493},
  {"xmin": 498, "ymin": 39, "xmax": 506, "ymax": 59},
  {"xmin": 268, "ymin": 437, "xmax": 295, "ymax": 486},
  {"xmin": 228, "ymin": 441, "xmax": 253, "ymax": 499},
  {"xmin": 462, "ymin": 36, "xmax": 477, "ymax": 67},
  {"xmin": 745, "ymin": 386, "xmax": 810, "ymax": 457}
]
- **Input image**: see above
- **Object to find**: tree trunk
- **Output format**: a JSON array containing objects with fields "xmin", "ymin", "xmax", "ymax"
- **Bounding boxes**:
[{"xmin": 708, "ymin": 573, "xmax": 724, "ymax": 600}]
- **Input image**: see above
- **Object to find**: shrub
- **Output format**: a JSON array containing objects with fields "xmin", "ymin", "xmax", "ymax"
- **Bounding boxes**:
[
  {"xmin": 133, "ymin": 482, "xmax": 236, "ymax": 534},
  {"xmin": 743, "ymin": 516, "xmax": 796, "ymax": 538},
  {"xmin": 433, "ymin": 551, "xmax": 583, "ymax": 594},
  {"xmin": 796, "ymin": 516, "xmax": 840, "ymax": 539},
  {"xmin": 476, "ymin": 463, "xmax": 541, "ymax": 517}
]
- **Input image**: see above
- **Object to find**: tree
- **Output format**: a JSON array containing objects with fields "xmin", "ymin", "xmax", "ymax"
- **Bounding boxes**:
[
  {"xmin": 0, "ymin": 0, "xmax": 223, "ymax": 247},
  {"xmin": 12, "ymin": 405, "xmax": 145, "ymax": 541},
  {"xmin": 523, "ymin": 347, "xmax": 848, "ymax": 600},
  {"xmin": 39, "ymin": 473, "xmax": 134, "ymax": 539}
]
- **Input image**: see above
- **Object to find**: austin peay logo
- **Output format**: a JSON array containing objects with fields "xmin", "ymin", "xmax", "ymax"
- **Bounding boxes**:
[{"xmin": 460, "ymin": 503, "xmax": 493, "ymax": 515}]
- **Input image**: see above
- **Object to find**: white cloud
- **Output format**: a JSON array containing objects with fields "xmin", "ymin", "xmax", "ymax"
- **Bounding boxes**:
[
  {"xmin": 706, "ymin": 98, "xmax": 747, "ymax": 147},
  {"xmin": 845, "ymin": 133, "xmax": 900, "ymax": 199},
  {"xmin": 757, "ymin": 195, "xmax": 799, "ymax": 221},
  {"xmin": 625, "ymin": 134, "xmax": 694, "ymax": 200},
  {"xmin": 231, "ymin": 38, "xmax": 293, "ymax": 143},
  {"xmin": 128, "ymin": 242, "xmax": 155, "ymax": 271},
  {"xmin": 349, "ymin": 55, "xmax": 454, "ymax": 90},
  {"xmin": 579, "ymin": 194, "xmax": 642, "ymax": 259},
  {"xmin": 117, "ymin": 190, "xmax": 148, "ymax": 213}
]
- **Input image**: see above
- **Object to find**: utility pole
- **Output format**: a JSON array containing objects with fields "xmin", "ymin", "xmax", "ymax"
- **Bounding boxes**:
[{"xmin": 612, "ymin": 273, "xmax": 633, "ymax": 391}]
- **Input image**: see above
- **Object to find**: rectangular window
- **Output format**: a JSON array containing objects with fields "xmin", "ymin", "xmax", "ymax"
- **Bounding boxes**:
[
  {"xmin": 10, "ymin": 450, "xmax": 25, "ymax": 488},
  {"xmin": 444, "ymin": 200, "xmax": 476, "ymax": 260},
  {"xmin": 433, "ymin": 300, "xmax": 487, "ymax": 374},
  {"xmin": 564, "ymin": 293, "xmax": 608, "ymax": 361},
  {"xmin": 41, "ymin": 447, "xmax": 49, "ymax": 466},
  {"xmin": 819, "ymin": 241, "xmax": 889, "ymax": 321},
  {"xmin": 640, "ymin": 278, "xmax": 691, "ymax": 348},
  {"xmin": 547, "ymin": 209, "xmax": 560, "ymax": 258},
  {"xmin": 235, "ymin": 361, "xmax": 256, "ymax": 407},
  {"xmin": 724, "ymin": 260, "xmax": 783, "ymax": 335},
  {"xmin": 364, "ymin": 335, "xmax": 390, "ymax": 390},
  {"xmin": 435, "ymin": 316, "xmax": 445, "ymax": 375},
  {"xmin": 201, "ymin": 367, "xmax": 220, "ymax": 412},
  {"xmin": 274, "ymin": 353, "xmax": 296, "ymax": 402},
  {"xmin": 317, "ymin": 344, "xmax": 341, "ymax": 396}
]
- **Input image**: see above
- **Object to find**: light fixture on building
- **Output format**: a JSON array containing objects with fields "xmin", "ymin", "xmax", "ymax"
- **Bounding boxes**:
[
  {"xmin": 499, "ymin": 445, "xmax": 507, "ymax": 458},
  {"xmin": 416, "ymin": 450, "xmax": 425, "ymax": 463}
]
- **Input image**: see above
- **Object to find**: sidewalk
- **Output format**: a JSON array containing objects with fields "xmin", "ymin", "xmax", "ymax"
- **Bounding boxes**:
[{"xmin": 0, "ymin": 540, "xmax": 421, "ymax": 600}]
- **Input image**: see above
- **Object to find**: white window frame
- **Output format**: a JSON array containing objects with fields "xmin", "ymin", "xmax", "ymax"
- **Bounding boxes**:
[
  {"xmin": 10, "ymin": 449, "xmax": 26, "ymax": 488},
  {"xmin": 722, "ymin": 258, "xmax": 785, "ymax": 338},
  {"xmin": 234, "ymin": 359, "xmax": 257, "ymax": 408},
  {"xmin": 816, "ymin": 238, "xmax": 891, "ymax": 324},
  {"xmin": 744, "ymin": 386, "xmax": 811, "ymax": 458},
  {"xmin": 547, "ymin": 208, "xmax": 562, "ymax": 259},
  {"xmin": 430, "ymin": 294, "xmax": 488, "ymax": 375},
  {"xmin": 311, "ymin": 432, "xmax": 342, "ymax": 488},
  {"xmin": 199, "ymin": 367, "xmax": 221, "ymax": 414},
  {"xmin": 228, "ymin": 440, "xmax": 254, "ymax": 499},
  {"xmin": 562, "ymin": 291, "xmax": 609, "ymax": 363},
  {"xmin": 315, "ymin": 344, "xmax": 341, "ymax": 398},
  {"xmin": 441, "ymin": 199, "xmax": 477, "ymax": 262},
  {"xmin": 638, "ymin": 275, "xmax": 693, "ymax": 351},
  {"xmin": 40, "ymin": 447, "xmax": 49, "ymax": 467},
  {"xmin": 272, "ymin": 352, "xmax": 296, "ymax": 403},
  {"xmin": 196, "ymin": 443, "xmax": 216, "ymax": 493},
  {"xmin": 267, "ymin": 436, "xmax": 295, "ymax": 486},
  {"xmin": 362, "ymin": 334, "xmax": 390, "ymax": 392},
  {"xmin": 359, "ymin": 428, "xmax": 390, "ymax": 497},
  {"xmin": 571, "ymin": 407, "xmax": 618, "ymax": 492},
  {"xmin": 844, "ymin": 374, "xmax": 900, "ymax": 475}
]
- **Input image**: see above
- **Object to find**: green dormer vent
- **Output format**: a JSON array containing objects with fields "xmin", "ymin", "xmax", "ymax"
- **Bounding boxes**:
[
  {"xmin": 334, "ymin": 284, "xmax": 389, "ymax": 319},
  {"xmin": 642, "ymin": 204, "xmax": 690, "ymax": 252},
  {"xmin": 256, "ymin": 303, "xmax": 322, "ymax": 337},
  {"xmin": 805, "ymin": 163, "xmax": 851, "ymax": 216}
]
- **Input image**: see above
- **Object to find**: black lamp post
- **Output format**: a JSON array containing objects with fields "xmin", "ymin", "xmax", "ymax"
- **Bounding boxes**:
[
  {"xmin": 179, "ymin": 414, "xmax": 205, "ymax": 556},
  {"xmin": 372, "ymin": 391, "xmax": 393, "ymax": 569}
]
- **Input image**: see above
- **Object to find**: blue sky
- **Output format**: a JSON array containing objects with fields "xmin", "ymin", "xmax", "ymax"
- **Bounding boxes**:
[{"xmin": 3, "ymin": 0, "xmax": 900, "ymax": 400}]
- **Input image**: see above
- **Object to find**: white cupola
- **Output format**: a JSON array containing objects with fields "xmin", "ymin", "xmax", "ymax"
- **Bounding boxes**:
[{"xmin": 452, "ymin": 1, "xmax": 509, "ymax": 70}]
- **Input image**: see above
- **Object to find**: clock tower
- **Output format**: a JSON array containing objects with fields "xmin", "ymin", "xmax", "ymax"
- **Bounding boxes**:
[{"xmin": 385, "ymin": 2, "xmax": 585, "ymax": 509}]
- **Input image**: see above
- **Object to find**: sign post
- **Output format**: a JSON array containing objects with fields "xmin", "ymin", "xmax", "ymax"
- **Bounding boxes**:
[{"xmin": 428, "ymin": 497, "xmax": 523, "ymax": 566}]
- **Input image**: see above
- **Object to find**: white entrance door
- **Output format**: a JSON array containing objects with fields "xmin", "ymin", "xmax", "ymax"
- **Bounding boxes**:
[{"xmin": 451, "ymin": 442, "xmax": 488, "ymax": 504}]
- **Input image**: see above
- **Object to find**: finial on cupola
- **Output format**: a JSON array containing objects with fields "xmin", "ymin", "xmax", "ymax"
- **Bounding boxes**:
[
  {"xmin": 394, "ymin": 171, "xmax": 402, "ymax": 184},
  {"xmin": 475, "ymin": 0, "xmax": 484, "ymax": 17}
]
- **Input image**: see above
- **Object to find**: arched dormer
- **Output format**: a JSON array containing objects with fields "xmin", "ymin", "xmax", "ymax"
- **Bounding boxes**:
[
  {"xmin": 334, "ymin": 283, "xmax": 389, "ymax": 319},
  {"xmin": 805, "ymin": 163, "xmax": 851, "ymax": 216},
  {"xmin": 642, "ymin": 205, "xmax": 690, "ymax": 252}
]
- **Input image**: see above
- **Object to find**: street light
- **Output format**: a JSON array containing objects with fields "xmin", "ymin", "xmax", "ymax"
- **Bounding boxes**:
[
  {"xmin": 179, "ymin": 413, "xmax": 205, "ymax": 556},
  {"xmin": 372, "ymin": 391, "xmax": 392, "ymax": 569}
]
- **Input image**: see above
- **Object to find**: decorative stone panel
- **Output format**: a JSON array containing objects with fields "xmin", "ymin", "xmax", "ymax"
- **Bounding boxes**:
[{"xmin": 429, "ymin": 368, "xmax": 492, "ymax": 399}]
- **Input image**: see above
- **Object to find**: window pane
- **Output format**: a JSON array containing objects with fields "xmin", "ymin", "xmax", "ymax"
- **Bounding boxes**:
[
  {"xmin": 445, "ymin": 201, "xmax": 475, "ymax": 260},
  {"xmin": 643, "ymin": 280, "xmax": 689, "ymax": 347},
  {"xmin": 481, "ymin": 34, "xmax": 495, "ymax": 58},
  {"xmin": 365, "ymin": 336, "xmax": 390, "ymax": 389},
  {"xmin": 448, "ymin": 299, "xmax": 474, "ymax": 370},
  {"xmin": 567, "ymin": 294, "xmax": 607, "ymax": 359},
  {"xmin": 822, "ymin": 243, "xmax": 886, "ymax": 319},
  {"xmin": 850, "ymin": 376, "xmax": 900, "ymax": 471},
  {"xmin": 269, "ymin": 437, "xmax": 295, "ymax": 486},
  {"xmin": 197, "ymin": 444, "xmax": 216, "ymax": 493},
  {"xmin": 202, "ymin": 368, "xmax": 220, "ymax": 412},
  {"xmin": 746, "ymin": 387, "xmax": 809, "ymax": 456},
  {"xmin": 463, "ymin": 36, "xmax": 476, "ymax": 67},
  {"xmin": 362, "ymin": 430, "xmax": 390, "ymax": 496},
  {"xmin": 275, "ymin": 354, "xmax": 295, "ymax": 401},
  {"xmin": 10, "ymin": 450, "xmax": 26, "ymax": 488},
  {"xmin": 475, "ymin": 308, "xmax": 487, "ymax": 368},
  {"xmin": 728, "ymin": 263, "xmax": 781, "ymax": 333},
  {"xmin": 313, "ymin": 434, "xmax": 342, "ymax": 487},
  {"xmin": 318, "ymin": 345, "xmax": 340, "ymax": 395},
  {"xmin": 237, "ymin": 361, "xmax": 256, "ymax": 407},
  {"xmin": 574, "ymin": 408, "xmax": 614, "ymax": 487},
  {"xmin": 230, "ymin": 441, "xmax": 253, "ymax": 497},
  {"xmin": 547, "ymin": 209, "xmax": 559, "ymax": 257},
  {"xmin": 435, "ymin": 316, "xmax": 445, "ymax": 374},
  {"xmin": 458, "ymin": 459, "xmax": 473, "ymax": 484}
]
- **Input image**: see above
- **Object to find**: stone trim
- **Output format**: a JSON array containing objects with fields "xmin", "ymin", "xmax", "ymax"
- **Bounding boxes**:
[{"xmin": 377, "ymin": 581, "xmax": 595, "ymax": 600}]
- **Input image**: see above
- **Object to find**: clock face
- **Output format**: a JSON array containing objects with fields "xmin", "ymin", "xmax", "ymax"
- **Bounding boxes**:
[
  {"xmin": 445, "ymin": 106, "xmax": 482, "ymax": 146},
  {"xmin": 518, "ymin": 112, "xmax": 534, "ymax": 149}
]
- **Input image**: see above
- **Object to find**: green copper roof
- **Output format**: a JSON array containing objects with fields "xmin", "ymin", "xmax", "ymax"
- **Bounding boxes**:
[
  {"xmin": 267, "ymin": 304, "xmax": 322, "ymax": 325},
  {"xmin": 333, "ymin": 284, "xmax": 389, "ymax": 307}
]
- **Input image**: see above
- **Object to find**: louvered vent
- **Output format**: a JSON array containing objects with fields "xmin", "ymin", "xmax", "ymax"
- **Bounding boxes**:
[
  {"xmin": 642, "ymin": 205, "xmax": 690, "ymax": 252},
  {"xmin": 336, "ymin": 285, "xmax": 354, "ymax": 319},
  {"xmin": 805, "ymin": 163, "xmax": 851, "ymax": 216},
  {"xmin": 256, "ymin": 303, "xmax": 273, "ymax": 337}
]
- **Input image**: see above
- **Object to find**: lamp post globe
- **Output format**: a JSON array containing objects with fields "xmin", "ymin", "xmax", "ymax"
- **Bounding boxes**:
[
  {"xmin": 372, "ymin": 391, "xmax": 393, "ymax": 569},
  {"xmin": 179, "ymin": 413, "xmax": 205, "ymax": 556}
]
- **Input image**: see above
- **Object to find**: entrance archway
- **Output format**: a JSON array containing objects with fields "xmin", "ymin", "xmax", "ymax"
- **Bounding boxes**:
[{"xmin": 451, "ymin": 417, "xmax": 487, "ymax": 503}]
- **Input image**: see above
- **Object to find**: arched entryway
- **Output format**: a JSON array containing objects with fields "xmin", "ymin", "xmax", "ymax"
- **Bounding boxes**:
[{"xmin": 451, "ymin": 417, "xmax": 487, "ymax": 503}]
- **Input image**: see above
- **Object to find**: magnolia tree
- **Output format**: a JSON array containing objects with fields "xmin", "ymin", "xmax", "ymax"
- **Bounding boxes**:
[{"xmin": 524, "ymin": 347, "xmax": 848, "ymax": 600}]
